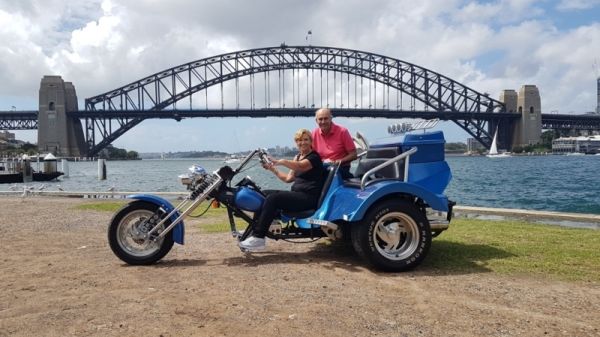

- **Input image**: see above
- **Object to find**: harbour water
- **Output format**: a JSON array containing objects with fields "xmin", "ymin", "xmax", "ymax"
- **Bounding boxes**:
[{"xmin": 2, "ymin": 154, "xmax": 600, "ymax": 215}]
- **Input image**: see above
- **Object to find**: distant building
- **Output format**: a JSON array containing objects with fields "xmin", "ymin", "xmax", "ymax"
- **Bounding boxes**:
[
  {"xmin": 0, "ymin": 131, "xmax": 15, "ymax": 141},
  {"xmin": 552, "ymin": 135, "xmax": 600, "ymax": 154},
  {"xmin": 466, "ymin": 138, "xmax": 485, "ymax": 153}
]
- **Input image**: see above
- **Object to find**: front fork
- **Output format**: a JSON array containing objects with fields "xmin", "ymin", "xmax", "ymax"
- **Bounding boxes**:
[{"xmin": 146, "ymin": 174, "xmax": 223, "ymax": 241}]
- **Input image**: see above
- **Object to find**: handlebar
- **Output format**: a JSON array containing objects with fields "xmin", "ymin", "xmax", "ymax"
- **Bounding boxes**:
[
  {"xmin": 230, "ymin": 148, "xmax": 272, "ymax": 177},
  {"xmin": 257, "ymin": 148, "xmax": 272, "ymax": 166}
]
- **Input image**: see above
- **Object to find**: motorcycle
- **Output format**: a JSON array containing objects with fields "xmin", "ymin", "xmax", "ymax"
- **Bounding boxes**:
[{"xmin": 108, "ymin": 127, "xmax": 454, "ymax": 272}]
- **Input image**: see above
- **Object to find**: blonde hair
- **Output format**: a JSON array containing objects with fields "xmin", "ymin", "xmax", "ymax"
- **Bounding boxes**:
[{"xmin": 294, "ymin": 128, "xmax": 312, "ymax": 142}]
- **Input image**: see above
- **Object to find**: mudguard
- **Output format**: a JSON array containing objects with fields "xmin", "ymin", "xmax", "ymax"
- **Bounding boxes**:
[
  {"xmin": 317, "ymin": 180, "xmax": 450, "ymax": 223},
  {"xmin": 127, "ymin": 194, "xmax": 185, "ymax": 245}
]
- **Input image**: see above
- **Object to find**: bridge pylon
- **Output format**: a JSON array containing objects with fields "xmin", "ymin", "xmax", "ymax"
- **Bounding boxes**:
[
  {"xmin": 38, "ymin": 76, "xmax": 86, "ymax": 157},
  {"xmin": 515, "ymin": 85, "xmax": 542, "ymax": 147},
  {"xmin": 499, "ymin": 85, "xmax": 542, "ymax": 150}
]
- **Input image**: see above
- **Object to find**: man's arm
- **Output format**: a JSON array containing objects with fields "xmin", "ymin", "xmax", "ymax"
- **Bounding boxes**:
[
  {"xmin": 338, "ymin": 129, "xmax": 358, "ymax": 165},
  {"xmin": 338, "ymin": 149, "xmax": 357, "ymax": 165}
]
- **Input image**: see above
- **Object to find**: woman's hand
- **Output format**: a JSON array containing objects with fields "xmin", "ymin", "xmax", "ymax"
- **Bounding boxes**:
[
  {"xmin": 262, "ymin": 161, "xmax": 275, "ymax": 170},
  {"xmin": 260, "ymin": 156, "xmax": 275, "ymax": 169},
  {"xmin": 270, "ymin": 157, "xmax": 281, "ymax": 166}
]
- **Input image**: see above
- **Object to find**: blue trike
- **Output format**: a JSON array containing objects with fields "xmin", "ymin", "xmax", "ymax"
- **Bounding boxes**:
[{"xmin": 108, "ymin": 127, "xmax": 454, "ymax": 272}]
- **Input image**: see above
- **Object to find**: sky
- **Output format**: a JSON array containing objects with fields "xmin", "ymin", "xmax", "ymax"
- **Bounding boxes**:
[{"xmin": 1, "ymin": 0, "xmax": 599, "ymax": 153}]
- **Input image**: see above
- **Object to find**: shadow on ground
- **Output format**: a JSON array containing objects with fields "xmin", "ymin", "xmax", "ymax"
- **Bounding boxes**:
[
  {"xmin": 217, "ymin": 239, "xmax": 515, "ymax": 276},
  {"xmin": 116, "ymin": 237, "xmax": 515, "ymax": 275},
  {"xmin": 220, "ymin": 241, "xmax": 366, "ymax": 273},
  {"xmin": 417, "ymin": 240, "xmax": 516, "ymax": 275}
]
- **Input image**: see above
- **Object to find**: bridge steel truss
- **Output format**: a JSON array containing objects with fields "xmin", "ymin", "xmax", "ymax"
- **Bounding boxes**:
[
  {"xmin": 0, "ymin": 111, "xmax": 38, "ymax": 130},
  {"xmin": 85, "ymin": 46, "xmax": 510, "ymax": 156},
  {"xmin": 541, "ymin": 114, "xmax": 600, "ymax": 131}
]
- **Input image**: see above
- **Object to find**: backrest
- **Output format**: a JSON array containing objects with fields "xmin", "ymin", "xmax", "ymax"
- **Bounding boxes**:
[
  {"xmin": 354, "ymin": 159, "xmax": 402, "ymax": 179},
  {"xmin": 365, "ymin": 146, "xmax": 399, "ymax": 159},
  {"xmin": 317, "ymin": 165, "xmax": 337, "ymax": 208},
  {"xmin": 354, "ymin": 146, "xmax": 403, "ymax": 180}
]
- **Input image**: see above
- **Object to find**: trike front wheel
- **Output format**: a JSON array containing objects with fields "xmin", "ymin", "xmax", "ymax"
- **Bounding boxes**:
[{"xmin": 108, "ymin": 201, "xmax": 174, "ymax": 265}]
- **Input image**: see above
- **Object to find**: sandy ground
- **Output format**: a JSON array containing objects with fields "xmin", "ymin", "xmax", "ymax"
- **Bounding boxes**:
[{"xmin": 0, "ymin": 196, "xmax": 599, "ymax": 337}]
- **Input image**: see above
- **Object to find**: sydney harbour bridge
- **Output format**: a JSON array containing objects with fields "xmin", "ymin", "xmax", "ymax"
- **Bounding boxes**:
[{"xmin": 1, "ymin": 45, "xmax": 600, "ymax": 157}]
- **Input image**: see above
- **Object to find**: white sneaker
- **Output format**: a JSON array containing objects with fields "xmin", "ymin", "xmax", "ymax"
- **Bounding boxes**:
[{"xmin": 239, "ymin": 236, "xmax": 266, "ymax": 252}]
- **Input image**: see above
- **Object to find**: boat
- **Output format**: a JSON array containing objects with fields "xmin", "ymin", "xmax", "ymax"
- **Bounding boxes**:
[
  {"xmin": 486, "ymin": 127, "xmax": 511, "ymax": 158},
  {"xmin": 0, "ymin": 154, "xmax": 64, "ymax": 184},
  {"xmin": 224, "ymin": 155, "xmax": 242, "ymax": 164},
  {"xmin": 0, "ymin": 171, "xmax": 64, "ymax": 184}
]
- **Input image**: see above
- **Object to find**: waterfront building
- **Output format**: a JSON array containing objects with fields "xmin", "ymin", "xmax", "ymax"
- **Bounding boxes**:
[
  {"xmin": 552, "ymin": 135, "xmax": 600, "ymax": 154},
  {"xmin": 466, "ymin": 138, "xmax": 485, "ymax": 153},
  {"xmin": 0, "ymin": 131, "xmax": 15, "ymax": 141}
]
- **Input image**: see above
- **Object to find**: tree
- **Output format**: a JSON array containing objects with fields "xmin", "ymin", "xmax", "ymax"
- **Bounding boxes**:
[
  {"xmin": 21, "ymin": 142, "xmax": 37, "ymax": 152},
  {"xmin": 127, "ymin": 151, "xmax": 139, "ymax": 160},
  {"xmin": 540, "ymin": 130, "xmax": 556, "ymax": 149},
  {"xmin": 99, "ymin": 145, "xmax": 139, "ymax": 160},
  {"xmin": 444, "ymin": 142, "xmax": 467, "ymax": 153}
]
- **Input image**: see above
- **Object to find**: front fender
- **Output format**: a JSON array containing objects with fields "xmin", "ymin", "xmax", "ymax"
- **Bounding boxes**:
[
  {"xmin": 322, "ymin": 181, "xmax": 449, "ymax": 222},
  {"xmin": 127, "ymin": 194, "xmax": 185, "ymax": 245}
]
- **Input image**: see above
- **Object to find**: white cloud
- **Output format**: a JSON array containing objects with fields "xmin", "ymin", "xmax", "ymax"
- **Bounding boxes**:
[
  {"xmin": 453, "ymin": 0, "xmax": 544, "ymax": 25},
  {"xmin": 2, "ymin": 0, "xmax": 600, "ymax": 150},
  {"xmin": 556, "ymin": 0, "xmax": 600, "ymax": 11}
]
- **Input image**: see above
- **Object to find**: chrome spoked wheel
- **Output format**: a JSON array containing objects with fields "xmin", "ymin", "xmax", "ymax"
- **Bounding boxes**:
[
  {"xmin": 116, "ymin": 209, "xmax": 165, "ymax": 257},
  {"xmin": 108, "ymin": 201, "xmax": 174, "ymax": 265},
  {"xmin": 372, "ymin": 212, "xmax": 420, "ymax": 261}
]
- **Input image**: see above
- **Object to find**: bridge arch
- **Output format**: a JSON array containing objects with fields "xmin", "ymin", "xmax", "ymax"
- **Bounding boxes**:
[{"xmin": 84, "ymin": 46, "xmax": 508, "ymax": 156}]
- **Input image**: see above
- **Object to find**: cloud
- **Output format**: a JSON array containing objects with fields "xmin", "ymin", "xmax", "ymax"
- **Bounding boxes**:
[
  {"xmin": 556, "ymin": 0, "xmax": 600, "ymax": 11},
  {"xmin": 3, "ymin": 0, "xmax": 600, "ymax": 151}
]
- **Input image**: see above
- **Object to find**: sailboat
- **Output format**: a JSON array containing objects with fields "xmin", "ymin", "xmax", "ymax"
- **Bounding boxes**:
[
  {"xmin": 224, "ymin": 154, "xmax": 242, "ymax": 164},
  {"xmin": 486, "ymin": 127, "xmax": 511, "ymax": 158}
]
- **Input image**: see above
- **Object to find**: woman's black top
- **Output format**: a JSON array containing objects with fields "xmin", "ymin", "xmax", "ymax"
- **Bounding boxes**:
[{"xmin": 291, "ymin": 151, "xmax": 324, "ymax": 196}]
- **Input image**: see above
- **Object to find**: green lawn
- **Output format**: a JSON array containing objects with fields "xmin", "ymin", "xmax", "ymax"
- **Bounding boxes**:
[
  {"xmin": 77, "ymin": 201, "xmax": 599, "ymax": 282},
  {"xmin": 425, "ymin": 218, "xmax": 600, "ymax": 282},
  {"xmin": 75, "ymin": 200, "xmax": 234, "ymax": 233},
  {"xmin": 75, "ymin": 201, "xmax": 128, "ymax": 212}
]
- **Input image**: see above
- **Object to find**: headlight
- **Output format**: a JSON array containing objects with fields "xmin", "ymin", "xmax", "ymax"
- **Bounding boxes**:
[{"xmin": 179, "ymin": 164, "xmax": 207, "ymax": 187}]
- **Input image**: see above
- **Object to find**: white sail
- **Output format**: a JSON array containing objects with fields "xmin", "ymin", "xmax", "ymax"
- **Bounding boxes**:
[
  {"xmin": 489, "ymin": 128, "xmax": 499, "ymax": 155},
  {"xmin": 486, "ymin": 127, "xmax": 511, "ymax": 158}
]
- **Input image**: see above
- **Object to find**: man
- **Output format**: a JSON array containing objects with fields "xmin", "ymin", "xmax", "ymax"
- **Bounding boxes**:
[{"xmin": 311, "ymin": 108, "xmax": 357, "ymax": 179}]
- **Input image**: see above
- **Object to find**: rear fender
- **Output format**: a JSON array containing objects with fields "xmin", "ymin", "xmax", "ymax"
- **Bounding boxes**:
[
  {"xmin": 127, "ymin": 194, "xmax": 185, "ymax": 245},
  {"xmin": 321, "ymin": 181, "xmax": 449, "ymax": 222}
]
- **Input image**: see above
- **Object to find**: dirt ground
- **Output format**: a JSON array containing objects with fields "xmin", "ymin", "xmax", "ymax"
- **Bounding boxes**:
[{"xmin": 0, "ymin": 197, "xmax": 599, "ymax": 337}]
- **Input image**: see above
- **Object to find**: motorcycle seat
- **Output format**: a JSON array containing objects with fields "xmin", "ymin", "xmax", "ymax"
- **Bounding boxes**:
[
  {"xmin": 344, "ymin": 146, "xmax": 404, "ymax": 188},
  {"xmin": 282, "ymin": 164, "xmax": 337, "ymax": 219}
]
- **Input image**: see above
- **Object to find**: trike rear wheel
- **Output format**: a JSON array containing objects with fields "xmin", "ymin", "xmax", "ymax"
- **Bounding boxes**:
[{"xmin": 351, "ymin": 200, "xmax": 431, "ymax": 272}]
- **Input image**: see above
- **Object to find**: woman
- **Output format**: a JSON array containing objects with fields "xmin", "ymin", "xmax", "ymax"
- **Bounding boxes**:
[{"xmin": 239, "ymin": 128, "xmax": 324, "ymax": 252}]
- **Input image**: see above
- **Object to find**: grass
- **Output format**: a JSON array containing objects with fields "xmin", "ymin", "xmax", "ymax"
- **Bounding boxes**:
[
  {"xmin": 76, "ymin": 200, "xmax": 600, "ymax": 282},
  {"xmin": 425, "ymin": 218, "xmax": 600, "ymax": 282},
  {"xmin": 75, "ymin": 200, "xmax": 236, "ymax": 234},
  {"xmin": 75, "ymin": 201, "xmax": 127, "ymax": 212}
]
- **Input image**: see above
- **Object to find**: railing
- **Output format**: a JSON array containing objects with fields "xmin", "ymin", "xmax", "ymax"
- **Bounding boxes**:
[{"xmin": 360, "ymin": 147, "xmax": 418, "ymax": 190}]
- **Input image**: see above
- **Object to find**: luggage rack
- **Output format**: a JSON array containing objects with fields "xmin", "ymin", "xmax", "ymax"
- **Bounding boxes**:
[{"xmin": 388, "ymin": 118, "xmax": 440, "ymax": 135}]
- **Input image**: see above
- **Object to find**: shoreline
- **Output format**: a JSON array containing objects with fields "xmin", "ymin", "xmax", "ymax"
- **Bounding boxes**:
[{"xmin": 1, "ymin": 190, "xmax": 599, "ymax": 229}]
